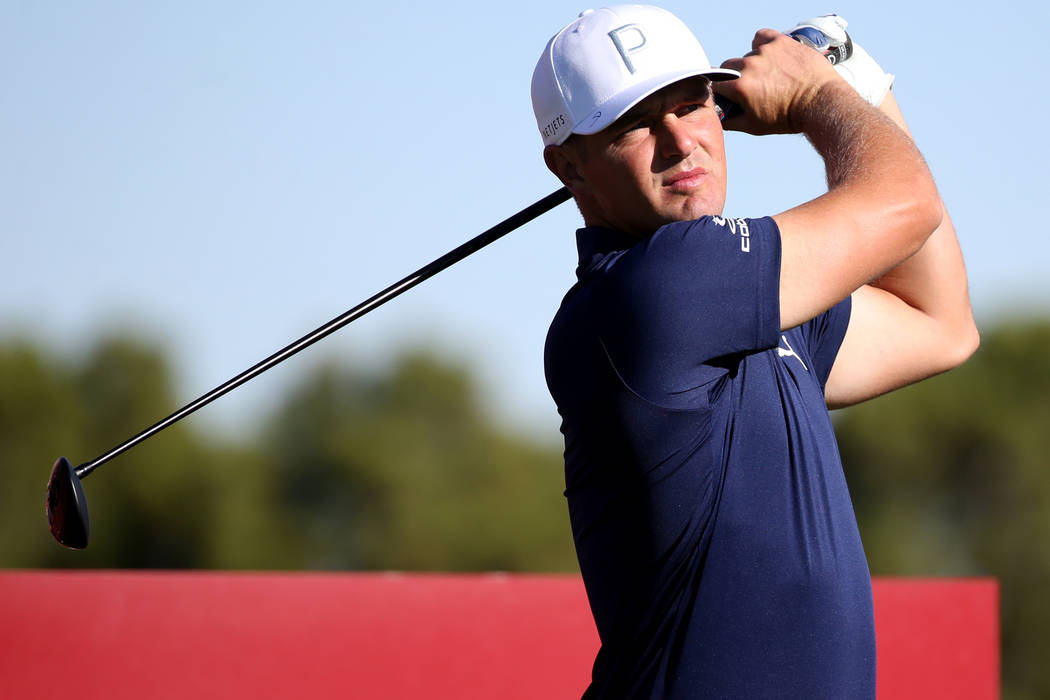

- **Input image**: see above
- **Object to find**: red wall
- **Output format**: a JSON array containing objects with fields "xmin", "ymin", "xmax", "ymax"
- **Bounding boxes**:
[{"xmin": 0, "ymin": 572, "xmax": 997, "ymax": 699}]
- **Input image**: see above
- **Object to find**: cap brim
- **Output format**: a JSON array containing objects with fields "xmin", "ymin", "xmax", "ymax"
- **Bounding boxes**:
[{"xmin": 572, "ymin": 67, "xmax": 740, "ymax": 136}]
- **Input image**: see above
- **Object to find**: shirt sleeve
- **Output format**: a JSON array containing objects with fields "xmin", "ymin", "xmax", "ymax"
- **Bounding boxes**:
[
  {"xmin": 594, "ymin": 216, "xmax": 782, "ymax": 401},
  {"xmin": 799, "ymin": 296, "xmax": 853, "ymax": 388}
]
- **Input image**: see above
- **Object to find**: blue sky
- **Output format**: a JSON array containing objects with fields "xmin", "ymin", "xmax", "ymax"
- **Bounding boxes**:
[{"xmin": 4, "ymin": 1, "xmax": 1048, "ymax": 442}]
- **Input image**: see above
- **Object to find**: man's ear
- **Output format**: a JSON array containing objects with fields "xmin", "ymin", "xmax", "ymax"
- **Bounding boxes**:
[{"xmin": 543, "ymin": 144, "xmax": 586, "ymax": 193}]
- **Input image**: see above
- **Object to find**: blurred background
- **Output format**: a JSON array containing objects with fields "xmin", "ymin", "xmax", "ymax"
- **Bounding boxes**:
[{"xmin": 3, "ymin": 1, "xmax": 1048, "ymax": 697}]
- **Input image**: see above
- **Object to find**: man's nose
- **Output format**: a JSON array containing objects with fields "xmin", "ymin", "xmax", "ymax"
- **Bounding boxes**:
[{"xmin": 658, "ymin": 115, "xmax": 697, "ymax": 159}]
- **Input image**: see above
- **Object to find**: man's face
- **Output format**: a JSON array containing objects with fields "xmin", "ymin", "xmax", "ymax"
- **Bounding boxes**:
[{"xmin": 551, "ymin": 77, "xmax": 728, "ymax": 237}]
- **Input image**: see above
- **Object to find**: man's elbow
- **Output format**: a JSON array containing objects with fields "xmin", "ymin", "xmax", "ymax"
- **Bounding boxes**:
[
  {"xmin": 955, "ymin": 318, "xmax": 981, "ymax": 366},
  {"xmin": 907, "ymin": 179, "xmax": 944, "ymax": 251},
  {"xmin": 880, "ymin": 176, "xmax": 943, "ymax": 260},
  {"xmin": 940, "ymin": 316, "xmax": 981, "ymax": 371},
  {"xmin": 918, "ymin": 190, "xmax": 944, "ymax": 242}
]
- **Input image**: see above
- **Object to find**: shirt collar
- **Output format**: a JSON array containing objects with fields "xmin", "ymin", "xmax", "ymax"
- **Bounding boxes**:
[{"xmin": 575, "ymin": 226, "xmax": 639, "ymax": 267}]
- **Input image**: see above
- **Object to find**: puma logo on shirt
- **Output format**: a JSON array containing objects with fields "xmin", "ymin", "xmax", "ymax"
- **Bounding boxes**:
[{"xmin": 777, "ymin": 335, "xmax": 808, "ymax": 371}]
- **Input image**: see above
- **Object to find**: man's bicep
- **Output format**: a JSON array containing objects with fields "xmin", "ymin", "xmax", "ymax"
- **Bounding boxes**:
[
  {"xmin": 773, "ymin": 189, "xmax": 931, "ymax": 332},
  {"xmin": 824, "ymin": 285, "xmax": 964, "ymax": 408}
]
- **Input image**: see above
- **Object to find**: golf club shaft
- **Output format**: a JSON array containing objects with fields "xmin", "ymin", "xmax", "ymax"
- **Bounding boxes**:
[{"xmin": 75, "ymin": 186, "xmax": 572, "ymax": 479}]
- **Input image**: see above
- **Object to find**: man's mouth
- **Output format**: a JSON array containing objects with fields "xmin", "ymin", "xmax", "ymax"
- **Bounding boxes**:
[{"xmin": 663, "ymin": 167, "xmax": 707, "ymax": 192}]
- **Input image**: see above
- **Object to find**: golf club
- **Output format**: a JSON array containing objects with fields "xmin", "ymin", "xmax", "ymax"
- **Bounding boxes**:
[{"xmin": 46, "ymin": 186, "xmax": 572, "ymax": 549}]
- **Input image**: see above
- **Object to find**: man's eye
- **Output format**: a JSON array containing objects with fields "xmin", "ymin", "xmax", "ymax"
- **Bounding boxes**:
[{"xmin": 618, "ymin": 120, "xmax": 649, "ymax": 137}]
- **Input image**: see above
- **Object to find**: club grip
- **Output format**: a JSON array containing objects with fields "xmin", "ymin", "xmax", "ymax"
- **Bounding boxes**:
[
  {"xmin": 715, "ymin": 26, "xmax": 853, "ymax": 122},
  {"xmin": 714, "ymin": 93, "xmax": 738, "ymax": 121}
]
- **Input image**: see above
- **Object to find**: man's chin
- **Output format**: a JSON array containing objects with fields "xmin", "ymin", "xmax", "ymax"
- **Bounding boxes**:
[{"xmin": 662, "ymin": 201, "xmax": 721, "ymax": 224}]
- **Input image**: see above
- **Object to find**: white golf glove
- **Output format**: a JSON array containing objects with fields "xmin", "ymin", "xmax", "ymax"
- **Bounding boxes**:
[{"xmin": 789, "ymin": 14, "xmax": 895, "ymax": 107}]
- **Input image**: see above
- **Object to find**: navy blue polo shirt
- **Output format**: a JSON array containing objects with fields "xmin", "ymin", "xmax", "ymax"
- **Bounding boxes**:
[{"xmin": 544, "ymin": 216, "xmax": 874, "ymax": 699}]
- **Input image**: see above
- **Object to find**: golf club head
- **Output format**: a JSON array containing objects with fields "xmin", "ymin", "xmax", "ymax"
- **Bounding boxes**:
[{"xmin": 46, "ymin": 457, "xmax": 90, "ymax": 549}]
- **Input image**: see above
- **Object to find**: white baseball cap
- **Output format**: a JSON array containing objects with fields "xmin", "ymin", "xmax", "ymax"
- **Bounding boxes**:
[{"xmin": 532, "ymin": 5, "xmax": 739, "ymax": 147}]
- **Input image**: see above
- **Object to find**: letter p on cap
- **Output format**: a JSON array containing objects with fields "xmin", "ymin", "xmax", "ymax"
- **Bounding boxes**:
[{"xmin": 608, "ymin": 24, "xmax": 647, "ymax": 74}]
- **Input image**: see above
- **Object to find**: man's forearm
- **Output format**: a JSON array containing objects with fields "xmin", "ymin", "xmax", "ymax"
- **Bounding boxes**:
[{"xmin": 868, "ymin": 92, "xmax": 978, "ymax": 361}]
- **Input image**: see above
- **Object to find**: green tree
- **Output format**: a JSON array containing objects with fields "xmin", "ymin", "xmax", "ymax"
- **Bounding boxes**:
[
  {"xmin": 0, "ymin": 340, "xmax": 84, "ymax": 566},
  {"xmin": 261, "ymin": 351, "xmax": 577, "ymax": 571},
  {"xmin": 0, "ymin": 336, "xmax": 249, "ymax": 569},
  {"xmin": 836, "ymin": 319, "xmax": 1050, "ymax": 700},
  {"xmin": 0, "ymin": 335, "xmax": 576, "ymax": 573}
]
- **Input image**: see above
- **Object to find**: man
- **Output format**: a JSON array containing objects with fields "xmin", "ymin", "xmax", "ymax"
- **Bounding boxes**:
[{"xmin": 534, "ymin": 6, "xmax": 978, "ymax": 698}]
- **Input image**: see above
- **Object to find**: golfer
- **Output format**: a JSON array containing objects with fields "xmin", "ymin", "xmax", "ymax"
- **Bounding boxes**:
[{"xmin": 535, "ymin": 6, "xmax": 977, "ymax": 698}]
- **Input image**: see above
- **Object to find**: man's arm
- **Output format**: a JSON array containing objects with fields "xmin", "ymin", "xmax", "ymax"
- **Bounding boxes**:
[
  {"xmin": 824, "ymin": 92, "xmax": 979, "ymax": 407},
  {"xmin": 717, "ymin": 30, "xmax": 944, "ymax": 332}
]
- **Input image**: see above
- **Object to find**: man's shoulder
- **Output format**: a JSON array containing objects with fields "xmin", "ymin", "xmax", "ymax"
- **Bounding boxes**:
[{"xmin": 650, "ymin": 214, "xmax": 777, "ymax": 251}]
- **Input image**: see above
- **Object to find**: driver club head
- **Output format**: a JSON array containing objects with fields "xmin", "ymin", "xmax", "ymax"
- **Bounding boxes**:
[{"xmin": 46, "ymin": 457, "xmax": 90, "ymax": 549}]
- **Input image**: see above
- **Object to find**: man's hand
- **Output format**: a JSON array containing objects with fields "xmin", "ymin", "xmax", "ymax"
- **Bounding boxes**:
[
  {"xmin": 792, "ymin": 15, "xmax": 895, "ymax": 107},
  {"xmin": 714, "ymin": 29, "xmax": 847, "ymax": 135}
]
